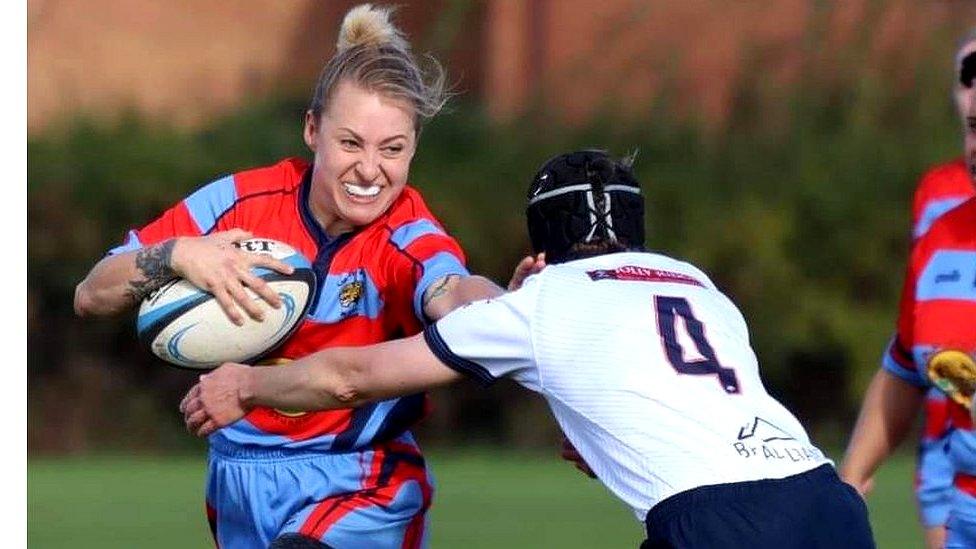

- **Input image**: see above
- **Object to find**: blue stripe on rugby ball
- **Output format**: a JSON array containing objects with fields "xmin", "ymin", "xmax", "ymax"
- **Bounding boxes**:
[
  {"xmin": 137, "ymin": 265, "xmax": 317, "ymax": 370},
  {"xmin": 137, "ymin": 292, "xmax": 211, "ymax": 339},
  {"xmin": 166, "ymin": 323, "xmax": 199, "ymax": 364},
  {"xmin": 282, "ymin": 252, "xmax": 312, "ymax": 269}
]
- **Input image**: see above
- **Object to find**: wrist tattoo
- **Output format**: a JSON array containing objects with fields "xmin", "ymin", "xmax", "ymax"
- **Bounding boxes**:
[
  {"xmin": 422, "ymin": 274, "xmax": 460, "ymax": 308},
  {"xmin": 127, "ymin": 239, "xmax": 178, "ymax": 302}
]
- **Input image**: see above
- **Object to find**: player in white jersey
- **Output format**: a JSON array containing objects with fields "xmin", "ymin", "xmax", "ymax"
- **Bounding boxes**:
[{"xmin": 181, "ymin": 150, "xmax": 875, "ymax": 548}]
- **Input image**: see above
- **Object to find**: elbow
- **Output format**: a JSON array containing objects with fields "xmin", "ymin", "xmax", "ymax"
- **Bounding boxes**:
[
  {"xmin": 330, "ymin": 382, "xmax": 362, "ymax": 407},
  {"xmin": 73, "ymin": 281, "xmax": 96, "ymax": 318},
  {"xmin": 327, "ymin": 359, "xmax": 369, "ymax": 408},
  {"xmin": 73, "ymin": 279, "xmax": 117, "ymax": 318}
]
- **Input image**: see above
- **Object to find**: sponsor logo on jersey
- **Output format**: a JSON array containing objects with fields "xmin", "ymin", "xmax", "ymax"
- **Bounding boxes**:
[
  {"xmin": 737, "ymin": 417, "xmax": 796, "ymax": 442},
  {"xmin": 936, "ymin": 270, "xmax": 961, "ymax": 284},
  {"xmin": 731, "ymin": 416, "xmax": 824, "ymax": 463},
  {"xmin": 586, "ymin": 265, "xmax": 704, "ymax": 287}
]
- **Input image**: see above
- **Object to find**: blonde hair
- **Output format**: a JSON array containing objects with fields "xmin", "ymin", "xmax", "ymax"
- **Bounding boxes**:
[{"xmin": 308, "ymin": 4, "xmax": 447, "ymax": 131}]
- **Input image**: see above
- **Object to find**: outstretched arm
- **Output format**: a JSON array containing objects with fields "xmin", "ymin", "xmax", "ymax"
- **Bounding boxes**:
[
  {"xmin": 839, "ymin": 368, "xmax": 926, "ymax": 495},
  {"xmin": 181, "ymin": 333, "xmax": 462, "ymax": 436},
  {"xmin": 420, "ymin": 274, "xmax": 503, "ymax": 321},
  {"xmin": 419, "ymin": 252, "xmax": 546, "ymax": 321}
]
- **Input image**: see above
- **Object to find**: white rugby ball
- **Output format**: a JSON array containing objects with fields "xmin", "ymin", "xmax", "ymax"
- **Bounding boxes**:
[{"xmin": 136, "ymin": 238, "xmax": 316, "ymax": 370}]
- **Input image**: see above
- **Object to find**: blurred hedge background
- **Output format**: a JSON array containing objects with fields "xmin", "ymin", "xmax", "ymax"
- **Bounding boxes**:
[{"xmin": 27, "ymin": 0, "xmax": 976, "ymax": 455}]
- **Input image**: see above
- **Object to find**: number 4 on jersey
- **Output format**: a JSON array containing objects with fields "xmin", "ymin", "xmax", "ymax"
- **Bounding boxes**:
[{"xmin": 654, "ymin": 296, "xmax": 740, "ymax": 394}]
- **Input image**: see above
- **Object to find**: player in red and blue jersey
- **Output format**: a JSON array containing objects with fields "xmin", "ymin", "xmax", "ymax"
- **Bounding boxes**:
[
  {"xmin": 74, "ymin": 6, "xmax": 503, "ymax": 548},
  {"xmin": 108, "ymin": 157, "xmax": 480, "ymax": 547},
  {"xmin": 842, "ymin": 30, "xmax": 976, "ymax": 549},
  {"xmin": 907, "ymin": 157, "xmax": 975, "ymax": 542},
  {"xmin": 882, "ymin": 198, "xmax": 976, "ymax": 547}
]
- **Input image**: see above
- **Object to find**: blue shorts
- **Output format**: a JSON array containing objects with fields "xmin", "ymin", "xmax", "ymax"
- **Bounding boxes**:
[
  {"xmin": 642, "ymin": 465, "xmax": 875, "ymax": 548},
  {"xmin": 206, "ymin": 433, "xmax": 432, "ymax": 549},
  {"xmin": 916, "ymin": 388, "xmax": 953, "ymax": 527},
  {"xmin": 947, "ymin": 488, "xmax": 976, "ymax": 548}
]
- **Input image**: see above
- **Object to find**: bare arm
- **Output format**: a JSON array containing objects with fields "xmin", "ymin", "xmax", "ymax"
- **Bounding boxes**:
[
  {"xmin": 419, "ymin": 252, "xmax": 548, "ymax": 321},
  {"xmin": 181, "ymin": 333, "xmax": 463, "ymax": 436},
  {"xmin": 74, "ymin": 240, "xmax": 179, "ymax": 317},
  {"xmin": 420, "ymin": 274, "xmax": 505, "ymax": 321},
  {"xmin": 839, "ymin": 368, "xmax": 926, "ymax": 495},
  {"xmin": 248, "ymin": 333, "xmax": 461, "ymax": 409},
  {"xmin": 74, "ymin": 230, "xmax": 293, "ymax": 324}
]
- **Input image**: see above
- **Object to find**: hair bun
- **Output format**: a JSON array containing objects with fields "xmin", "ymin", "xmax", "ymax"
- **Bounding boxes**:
[{"xmin": 337, "ymin": 4, "xmax": 408, "ymax": 52}]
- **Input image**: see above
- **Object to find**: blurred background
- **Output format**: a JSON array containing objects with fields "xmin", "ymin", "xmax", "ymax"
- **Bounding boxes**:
[{"xmin": 27, "ymin": 0, "xmax": 976, "ymax": 547}]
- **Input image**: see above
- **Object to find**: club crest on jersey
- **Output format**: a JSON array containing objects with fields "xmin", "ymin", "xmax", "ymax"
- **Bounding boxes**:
[
  {"xmin": 926, "ymin": 349, "xmax": 976, "ymax": 409},
  {"xmin": 339, "ymin": 280, "xmax": 364, "ymax": 309}
]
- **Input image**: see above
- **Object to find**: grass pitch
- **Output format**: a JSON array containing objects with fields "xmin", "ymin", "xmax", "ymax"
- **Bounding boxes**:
[{"xmin": 28, "ymin": 450, "xmax": 920, "ymax": 548}]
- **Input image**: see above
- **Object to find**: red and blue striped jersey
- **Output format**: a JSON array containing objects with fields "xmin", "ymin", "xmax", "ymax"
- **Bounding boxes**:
[
  {"xmin": 110, "ymin": 157, "xmax": 469, "ymax": 452},
  {"xmin": 885, "ymin": 197, "xmax": 976, "ymax": 393},
  {"xmin": 902, "ymin": 158, "xmax": 975, "ymax": 524},
  {"xmin": 882, "ymin": 158, "xmax": 973, "ymax": 440},
  {"xmin": 912, "ymin": 158, "xmax": 974, "ymax": 240},
  {"xmin": 881, "ymin": 199, "xmax": 976, "ymax": 493}
]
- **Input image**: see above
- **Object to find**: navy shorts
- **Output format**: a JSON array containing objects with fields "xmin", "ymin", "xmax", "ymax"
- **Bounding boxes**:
[{"xmin": 642, "ymin": 465, "xmax": 875, "ymax": 548}]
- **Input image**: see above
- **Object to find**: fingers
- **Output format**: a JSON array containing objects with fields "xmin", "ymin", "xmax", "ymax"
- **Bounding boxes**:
[
  {"xmin": 534, "ymin": 252, "xmax": 547, "ymax": 271},
  {"xmin": 186, "ymin": 410, "xmax": 218, "ymax": 438},
  {"xmin": 195, "ymin": 419, "xmax": 219, "ymax": 438},
  {"xmin": 249, "ymin": 253, "xmax": 295, "ymax": 276},
  {"xmin": 182, "ymin": 386, "xmax": 212, "ymax": 437},
  {"xmin": 508, "ymin": 256, "xmax": 535, "ymax": 291},
  {"xmin": 184, "ymin": 408, "xmax": 209, "ymax": 433},
  {"xmin": 509, "ymin": 253, "xmax": 548, "ymax": 291},
  {"xmin": 210, "ymin": 285, "xmax": 245, "ymax": 326},
  {"xmin": 179, "ymin": 384, "xmax": 200, "ymax": 414},
  {"xmin": 225, "ymin": 276, "xmax": 266, "ymax": 322},
  {"xmin": 239, "ymin": 269, "xmax": 282, "ymax": 310}
]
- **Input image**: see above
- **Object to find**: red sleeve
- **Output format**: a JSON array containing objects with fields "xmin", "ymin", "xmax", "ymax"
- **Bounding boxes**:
[
  {"xmin": 107, "ymin": 174, "xmax": 239, "ymax": 255},
  {"xmin": 384, "ymin": 216, "xmax": 469, "ymax": 324},
  {"xmin": 881, "ymin": 239, "xmax": 926, "ymax": 386}
]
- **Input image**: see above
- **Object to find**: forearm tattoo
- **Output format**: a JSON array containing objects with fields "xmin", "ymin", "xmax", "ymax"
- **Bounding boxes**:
[
  {"xmin": 422, "ymin": 274, "xmax": 460, "ymax": 309},
  {"xmin": 127, "ymin": 239, "xmax": 178, "ymax": 302}
]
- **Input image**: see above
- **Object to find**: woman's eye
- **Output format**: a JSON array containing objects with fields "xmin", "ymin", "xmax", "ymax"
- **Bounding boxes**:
[
  {"xmin": 341, "ymin": 139, "xmax": 359, "ymax": 149},
  {"xmin": 383, "ymin": 145, "xmax": 404, "ymax": 155}
]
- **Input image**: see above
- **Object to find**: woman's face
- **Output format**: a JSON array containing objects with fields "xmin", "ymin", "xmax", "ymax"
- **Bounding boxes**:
[
  {"xmin": 304, "ymin": 79, "xmax": 417, "ymax": 236},
  {"xmin": 957, "ymin": 41, "xmax": 976, "ymax": 180}
]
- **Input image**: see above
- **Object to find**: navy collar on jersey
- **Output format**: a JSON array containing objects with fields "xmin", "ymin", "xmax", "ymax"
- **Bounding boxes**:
[
  {"xmin": 298, "ymin": 165, "xmax": 356, "ymax": 250},
  {"xmin": 298, "ymin": 166, "xmax": 355, "ymax": 314}
]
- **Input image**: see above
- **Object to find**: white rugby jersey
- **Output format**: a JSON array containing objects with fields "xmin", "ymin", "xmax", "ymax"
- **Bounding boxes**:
[{"xmin": 424, "ymin": 252, "xmax": 831, "ymax": 520}]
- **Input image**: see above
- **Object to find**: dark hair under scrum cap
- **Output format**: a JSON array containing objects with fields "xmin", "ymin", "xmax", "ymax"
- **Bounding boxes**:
[{"xmin": 526, "ymin": 150, "xmax": 645, "ymax": 263}]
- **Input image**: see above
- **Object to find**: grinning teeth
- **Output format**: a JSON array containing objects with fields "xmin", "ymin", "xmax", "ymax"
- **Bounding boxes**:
[{"xmin": 343, "ymin": 183, "xmax": 381, "ymax": 197}]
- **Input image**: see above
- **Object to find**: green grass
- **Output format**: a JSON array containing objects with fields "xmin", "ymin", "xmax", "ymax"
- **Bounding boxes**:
[{"xmin": 28, "ymin": 450, "xmax": 921, "ymax": 548}]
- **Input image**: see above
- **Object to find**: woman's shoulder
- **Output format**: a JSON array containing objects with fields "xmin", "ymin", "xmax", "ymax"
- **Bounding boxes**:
[
  {"xmin": 382, "ymin": 185, "xmax": 443, "ymax": 228},
  {"xmin": 229, "ymin": 157, "xmax": 310, "ymax": 197}
]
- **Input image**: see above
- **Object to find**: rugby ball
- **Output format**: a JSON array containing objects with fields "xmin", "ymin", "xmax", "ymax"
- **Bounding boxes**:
[{"xmin": 136, "ymin": 238, "xmax": 316, "ymax": 370}]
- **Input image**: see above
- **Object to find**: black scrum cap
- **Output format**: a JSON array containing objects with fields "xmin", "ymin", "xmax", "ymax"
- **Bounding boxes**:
[{"xmin": 526, "ymin": 150, "xmax": 644, "ymax": 263}]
